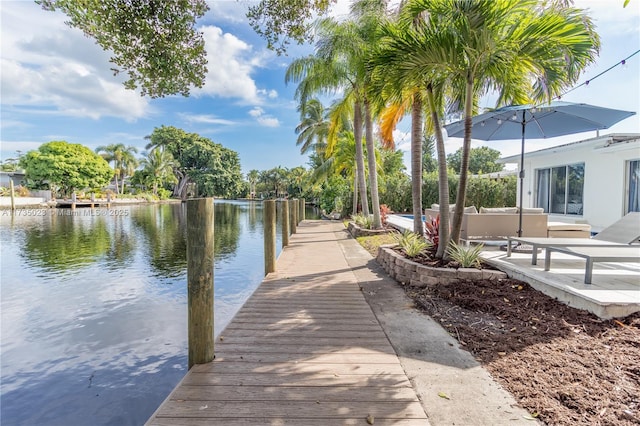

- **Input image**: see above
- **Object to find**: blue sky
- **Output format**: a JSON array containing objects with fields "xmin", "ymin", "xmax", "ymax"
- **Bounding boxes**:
[{"xmin": 1, "ymin": 0, "xmax": 639, "ymax": 175}]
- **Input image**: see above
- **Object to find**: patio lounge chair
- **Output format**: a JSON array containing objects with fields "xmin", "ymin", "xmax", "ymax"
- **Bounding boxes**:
[
  {"xmin": 543, "ymin": 246, "xmax": 640, "ymax": 284},
  {"xmin": 507, "ymin": 212, "xmax": 640, "ymax": 265}
]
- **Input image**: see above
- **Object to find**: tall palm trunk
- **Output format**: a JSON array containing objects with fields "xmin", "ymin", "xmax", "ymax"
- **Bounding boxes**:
[
  {"xmin": 364, "ymin": 100, "xmax": 382, "ymax": 229},
  {"xmin": 353, "ymin": 102, "xmax": 369, "ymax": 216},
  {"xmin": 410, "ymin": 92, "xmax": 423, "ymax": 235},
  {"xmin": 450, "ymin": 76, "xmax": 474, "ymax": 244},
  {"xmin": 426, "ymin": 84, "xmax": 450, "ymax": 258},
  {"xmin": 352, "ymin": 168, "xmax": 359, "ymax": 215},
  {"xmin": 113, "ymin": 162, "xmax": 120, "ymax": 194}
]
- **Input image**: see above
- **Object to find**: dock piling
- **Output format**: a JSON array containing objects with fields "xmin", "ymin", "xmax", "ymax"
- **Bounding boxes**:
[
  {"xmin": 186, "ymin": 198, "xmax": 215, "ymax": 369},
  {"xmin": 9, "ymin": 181, "xmax": 15, "ymax": 211},
  {"xmin": 290, "ymin": 199, "xmax": 297, "ymax": 234},
  {"xmin": 264, "ymin": 200, "xmax": 277, "ymax": 274},
  {"xmin": 299, "ymin": 198, "xmax": 305, "ymax": 223},
  {"xmin": 281, "ymin": 199, "xmax": 289, "ymax": 248}
]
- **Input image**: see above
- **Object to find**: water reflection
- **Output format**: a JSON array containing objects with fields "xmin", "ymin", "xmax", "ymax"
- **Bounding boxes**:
[{"xmin": 0, "ymin": 200, "xmax": 319, "ymax": 425}]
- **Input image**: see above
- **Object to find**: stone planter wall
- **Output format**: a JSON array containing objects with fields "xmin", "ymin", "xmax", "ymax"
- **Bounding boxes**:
[
  {"xmin": 376, "ymin": 245, "xmax": 507, "ymax": 287},
  {"xmin": 347, "ymin": 222, "xmax": 391, "ymax": 238}
]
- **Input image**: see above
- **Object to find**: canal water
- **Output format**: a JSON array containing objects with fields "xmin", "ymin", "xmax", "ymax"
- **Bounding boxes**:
[{"xmin": 0, "ymin": 200, "xmax": 319, "ymax": 426}]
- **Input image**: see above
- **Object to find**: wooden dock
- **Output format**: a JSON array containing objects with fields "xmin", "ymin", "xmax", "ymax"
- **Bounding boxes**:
[{"xmin": 146, "ymin": 220, "xmax": 428, "ymax": 425}]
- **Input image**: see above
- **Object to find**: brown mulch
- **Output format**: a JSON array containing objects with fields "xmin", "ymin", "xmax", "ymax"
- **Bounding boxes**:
[{"xmin": 404, "ymin": 277, "xmax": 640, "ymax": 426}]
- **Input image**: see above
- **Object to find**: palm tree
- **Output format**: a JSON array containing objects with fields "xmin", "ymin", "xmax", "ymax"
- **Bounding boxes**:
[
  {"xmin": 247, "ymin": 169, "xmax": 259, "ymax": 199},
  {"xmin": 286, "ymin": 43, "xmax": 370, "ymax": 219},
  {"xmin": 117, "ymin": 147, "xmax": 139, "ymax": 194},
  {"xmin": 287, "ymin": 7, "xmax": 390, "ymax": 227},
  {"xmin": 95, "ymin": 143, "xmax": 139, "ymax": 194},
  {"xmin": 141, "ymin": 148, "xmax": 178, "ymax": 196},
  {"xmin": 370, "ymin": 9, "xmax": 453, "ymax": 254},
  {"xmin": 413, "ymin": 0, "xmax": 600, "ymax": 244},
  {"xmin": 295, "ymin": 98, "xmax": 330, "ymax": 155}
]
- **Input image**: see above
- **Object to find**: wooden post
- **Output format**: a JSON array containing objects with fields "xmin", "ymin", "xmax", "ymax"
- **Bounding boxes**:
[
  {"xmin": 187, "ymin": 198, "xmax": 215, "ymax": 369},
  {"xmin": 9, "ymin": 180, "xmax": 15, "ymax": 211},
  {"xmin": 290, "ymin": 199, "xmax": 297, "ymax": 234},
  {"xmin": 299, "ymin": 198, "xmax": 305, "ymax": 223},
  {"xmin": 71, "ymin": 192, "xmax": 77, "ymax": 210},
  {"xmin": 281, "ymin": 199, "xmax": 289, "ymax": 248},
  {"xmin": 264, "ymin": 200, "xmax": 276, "ymax": 275}
]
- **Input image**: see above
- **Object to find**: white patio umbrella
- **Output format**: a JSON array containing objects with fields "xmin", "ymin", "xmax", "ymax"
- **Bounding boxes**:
[{"xmin": 444, "ymin": 101, "xmax": 636, "ymax": 237}]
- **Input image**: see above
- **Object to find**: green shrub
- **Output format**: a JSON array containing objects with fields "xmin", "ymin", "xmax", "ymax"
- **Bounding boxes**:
[
  {"xmin": 395, "ymin": 231, "xmax": 432, "ymax": 258},
  {"xmin": 446, "ymin": 242, "xmax": 484, "ymax": 268},
  {"xmin": 352, "ymin": 213, "xmax": 373, "ymax": 229},
  {"xmin": 156, "ymin": 188, "xmax": 172, "ymax": 200}
]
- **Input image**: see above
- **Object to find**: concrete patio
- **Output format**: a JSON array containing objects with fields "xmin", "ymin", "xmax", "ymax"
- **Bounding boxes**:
[
  {"xmin": 481, "ymin": 247, "xmax": 640, "ymax": 319},
  {"xmin": 387, "ymin": 214, "xmax": 640, "ymax": 319}
]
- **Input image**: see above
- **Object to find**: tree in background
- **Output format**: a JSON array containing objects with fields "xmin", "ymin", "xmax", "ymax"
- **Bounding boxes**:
[
  {"xmin": 447, "ymin": 146, "xmax": 503, "ymax": 175},
  {"xmin": 20, "ymin": 141, "xmax": 112, "ymax": 197},
  {"xmin": 95, "ymin": 143, "xmax": 139, "ymax": 194},
  {"xmin": 140, "ymin": 149, "xmax": 178, "ymax": 196},
  {"xmin": 247, "ymin": 170, "xmax": 260, "ymax": 199},
  {"xmin": 422, "ymin": 136, "xmax": 438, "ymax": 174},
  {"xmin": 38, "ymin": 0, "xmax": 209, "ymax": 97},
  {"xmin": 145, "ymin": 126, "xmax": 243, "ymax": 199}
]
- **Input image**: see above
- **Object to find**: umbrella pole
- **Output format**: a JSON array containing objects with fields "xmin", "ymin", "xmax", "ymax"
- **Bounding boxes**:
[{"xmin": 517, "ymin": 110, "xmax": 526, "ymax": 238}]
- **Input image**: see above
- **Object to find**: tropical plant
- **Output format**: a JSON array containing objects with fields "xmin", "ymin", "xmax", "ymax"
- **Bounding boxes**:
[
  {"xmin": 424, "ymin": 0, "xmax": 600, "ymax": 244},
  {"xmin": 20, "ymin": 141, "xmax": 112, "ymax": 197},
  {"xmin": 95, "ymin": 143, "xmax": 137, "ymax": 194},
  {"xmin": 424, "ymin": 214, "xmax": 440, "ymax": 247},
  {"xmin": 379, "ymin": 204, "xmax": 391, "ymax": 226},
  {"xmin": 247, "ymin": 169, "xmax": 260, "ymax": 198},
  {"xmin": 371, "ymin": 5, "xmax": 453, "ymax": 256},
  {"xmin": 145, "ymin": 126, "xmax": 243, "ymax": 199},
  {"xmin": 352, "ymin": 212, "xmax": 373, "ymax": 229},
  {"xmin": 446, "ymin": 242, "xmax": 484, "ymax": 269},
  {"xmin": 395, "ymin": 230, "xmax": 431, "ymax": 258},
  {"xmin": 286, "ymin": 4, "xmax": 391, "ymax": 228},
  {"xmin": 295, "ymin": 98, "xmax": 330, "ymax": 155},
  {"xmin": 140, "ymin": 148, "xmax": 178, "ymax": 196}
]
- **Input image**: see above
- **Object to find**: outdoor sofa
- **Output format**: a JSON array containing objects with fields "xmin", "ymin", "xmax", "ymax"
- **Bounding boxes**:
[{"xmin": 424, "ymin": 205, "xmax": 548, "ymax": 241}]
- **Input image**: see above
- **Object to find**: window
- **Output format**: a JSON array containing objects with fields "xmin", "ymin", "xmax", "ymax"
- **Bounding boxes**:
[
  {"xmin": 536, "ymin": 163, "xmax": 585, "ymax": 215},
  {"xmin": 627, "ymin": 160, "xmax": 640, "ymax": 213}
]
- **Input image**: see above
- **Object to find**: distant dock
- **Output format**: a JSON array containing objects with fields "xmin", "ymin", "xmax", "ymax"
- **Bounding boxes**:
[
  {"xmin": 146, "ymin": 220, "xmax": 428, "ymax": 425},
  {"xmin": 55, "ymin": 200, "xmax": 112, "ymax": 209}
]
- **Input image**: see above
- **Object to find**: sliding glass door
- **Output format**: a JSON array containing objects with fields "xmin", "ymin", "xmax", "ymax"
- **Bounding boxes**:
[{"xmin": 536, "ymin": 163, "xmax": 585, "ymax": 215}]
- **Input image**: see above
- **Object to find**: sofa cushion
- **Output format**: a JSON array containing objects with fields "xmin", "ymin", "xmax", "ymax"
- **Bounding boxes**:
[
  {"xmin": 547, "ymin": 222, "xmax": 592, "ymax": 232},
  {"xmin": 431, "ymin": 204, "xmax": 478, "ymax": 214},
  {"xmin": 518, "ymin": 207, "xmax": 545, "ymax": 214},
  {"xmin": 479, "ymin": 207, "xmax": 518, "ymax": 214}
]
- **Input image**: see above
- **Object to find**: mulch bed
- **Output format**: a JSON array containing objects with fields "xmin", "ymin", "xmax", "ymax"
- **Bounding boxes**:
[{"xmin": 404, "ymin": 277, "xmax": 640, "ymax": 425}]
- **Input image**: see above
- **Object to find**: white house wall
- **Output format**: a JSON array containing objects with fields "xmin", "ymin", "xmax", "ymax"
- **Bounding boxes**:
[{"xmin": 517, "ymin": 141, "xmax": 638, "ymax": 232}]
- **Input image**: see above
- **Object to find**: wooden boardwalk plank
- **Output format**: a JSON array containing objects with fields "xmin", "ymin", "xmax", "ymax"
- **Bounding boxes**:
[
  {"xmin": 146, "ymin": 221, "xmax": 428, "ymax": 425},
  {"xmin": 151, "ymin": 418, "xmax": 427, "ymax": 426},
  {"xmin": 153, "ymin": 401, "xmax": 427, "ymax": 419},
  {"xmin": 171, "ymin": 385, "xmax": 420, "ymax": 402},
  {"xmin": 190, "ymin": 361, "xmax": 407, "ymax": 375}
]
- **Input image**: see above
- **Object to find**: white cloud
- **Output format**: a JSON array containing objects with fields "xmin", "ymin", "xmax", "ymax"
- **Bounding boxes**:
[
  {"xmin": 258, "ymin": 89, "xmax": 279, "ymax": 99},
  {"xmin": 196, "ymin": 25, "xmax": 261, "ymax": 103},
  {"xmin": 256, "ymin": 116, "xmax": 280, "ymax": 127},
  {"xmin": 248, "ymin": 107, "xmax": 280, "ymax": 127},
  {"xmin": 179, "ymin": 113, "xmax": 237, "ymax": 125},
  {"xmin": 0, "ymin": 2, "xmax": 149, "ymax": 121},
  {"xmin": 249, "ymin": 107, "xmax": 264, "ymax": 117}
]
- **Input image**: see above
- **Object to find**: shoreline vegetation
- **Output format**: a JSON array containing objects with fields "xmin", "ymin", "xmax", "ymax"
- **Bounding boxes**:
[{"xmin": 355, "ymin": 231, "xmax": 640, "ymax": 426}]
